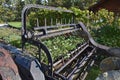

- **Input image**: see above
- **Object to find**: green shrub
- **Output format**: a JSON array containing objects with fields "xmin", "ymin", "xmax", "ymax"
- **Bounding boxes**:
[
  {"xmin": 42, "ymin": 33, "xmax": 84, "ymax": 61},
  {"xmin": 95, "ymin": 25, "xmax": 120, "ymax": 47},
  {"xmin": 70, "ymin": 7, "xmax": 115, "ymax": 29}
]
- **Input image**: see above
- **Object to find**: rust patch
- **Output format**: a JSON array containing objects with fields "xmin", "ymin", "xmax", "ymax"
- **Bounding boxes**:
[{"xmin": 0, "ymin": 47, "xmax": 20, "ymax": 80}]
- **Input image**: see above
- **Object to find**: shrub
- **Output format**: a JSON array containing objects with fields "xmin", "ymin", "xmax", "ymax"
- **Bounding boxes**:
[{"xmin": 95, "ymin": 25, "xmax": 120, "ymax": 47}]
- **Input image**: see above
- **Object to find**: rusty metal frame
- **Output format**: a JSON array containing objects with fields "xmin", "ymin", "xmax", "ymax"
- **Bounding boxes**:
[{"xmin": 21, "ymin": 4, "xmax": 113, "ymax": 80}]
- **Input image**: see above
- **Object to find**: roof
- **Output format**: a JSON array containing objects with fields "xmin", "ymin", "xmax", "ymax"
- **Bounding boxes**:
[{"xmin": 89, "ymin": 0, "xmax": 120, "ymax": 13}]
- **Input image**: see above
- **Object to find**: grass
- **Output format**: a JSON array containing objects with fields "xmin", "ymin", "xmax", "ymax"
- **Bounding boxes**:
[
  {"xmin": 0, "ymin": 27, "xmax": 21, "ymax": 47},
  {"xmin": 8, "ymin": 22, "xmax": 21, "ymax": 28}
]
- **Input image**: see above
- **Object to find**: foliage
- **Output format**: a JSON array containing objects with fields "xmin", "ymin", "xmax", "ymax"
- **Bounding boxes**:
[
  {"xmin": 27, "ymin": 8, "xmax": 73, "ymax": 28},
  {"xmin": 70, "ymin": 7, "xmax": 90, "ymax": 24},
  {"xmin": 14, "ymin": 0, "xmax": 24, "ymax": 21},
  {"xmin": 42, "ymin": 33, "xmax": 84, "ymax": 61},
  {"xmin": 0, "ymin": 0, "xmax": 100, "ymax": 23},
  {"xmin": 75, "ymin": 0, "xmax": 98, "ymax": 9},
  {"xmin": 0, "ymin": 28, "xmax": 21, "ymax": 47},
  {"xmin": 0, "ymin": 1, "xmax": 17, "ymax": 23},
  {"xmin": 92, "ymin": 9, "xmax": 114, "ymax": 27},
  {"xmin": 70, "ymin": 7, "xmax": 115, "ymax": 28},
  {"xmin": 4, "ymin": 8, "xmax": 16, "ymax": 22},
  {"xmin": 94, "ymin": 25, "xmax": 120, "ymax": 47},
  {"xmin": 47, "ymin": 0, "xmax": 99, "ymax": 9},
  {"xmin": 24, "ymin": 32, "xmax": 84, "ymax": 63},
  {"xmin": 48, "ymin": 0, "xmax": 63, "ymax": 7}
]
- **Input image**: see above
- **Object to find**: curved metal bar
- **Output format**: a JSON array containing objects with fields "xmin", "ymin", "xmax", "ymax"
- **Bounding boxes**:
[
  {"xmin": 27, "ymin": 40, "xmax": 53, "ymax": 76},
  {"xmin": 38, "ymin": 42, "xmax": 53, "ymax": 76},
  {"xmin": 21, "ymin": 4, "xmax": 74, "ymax": 50},
  {"xmin": 78, "ymin": 22, "xmax": 110, "ymax": 50},
  {"xmin": 77, "ymin": 22, "xmax": 120, "ymax": 58},
  {"xmin": 21, "ymin": 4, "xmax": 75, "ymax": 77},
  {"xmin": 22, "ymin": 4, "xmax": 73, "ymax": 36}
]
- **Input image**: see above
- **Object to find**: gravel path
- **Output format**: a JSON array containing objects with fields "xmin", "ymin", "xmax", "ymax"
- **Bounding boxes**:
[{"xmin": 0, "ymin": 24, "xmax": 8, "ymax": 27}]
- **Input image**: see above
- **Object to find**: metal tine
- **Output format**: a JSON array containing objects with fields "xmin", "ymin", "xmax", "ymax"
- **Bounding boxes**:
[
  {"xmin": 35, "ymin": 27, "xmax": 79, "ymax": 39},
  {"xmin": 80, "ymin": 60, "xmax": 95, "ymax": 80},
  {"xmin": 37, "ymin": 18, "xmax": 39, "ymax": 27},
  {"xmin": 69, "ymin": 42, "xmax": 88, "ymax": 56},
  {"xmin": 56, "ymin": 44, "xmax": 89, "ymax": 74},
  {"xmin": 67, "ymin": 48, "xmax": 96, "ymax": 79},
  {"xmin": 53, "ymin": 42, "xmax": 88, "ymax": 67},
  {"xmin": 34, "ymin": 24, "xmax": 76, "ymax": 30},
  {"xmin": 44, "ymin": 18, "xmax": 47, "ymax": 33}
]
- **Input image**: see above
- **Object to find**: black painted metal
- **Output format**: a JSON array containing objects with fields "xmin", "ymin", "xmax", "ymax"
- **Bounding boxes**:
[
  {"xmin": 67, "ymin": 48, "xmax": 96, "ymax": 79},
  {"xmin": 56, "ymin": 44, "xmax": 89, "ymax": 74},
  {"xmin": 26, "ymin": 40, "xmax": 53, "ymax": 76},
  {"xmin": 22, "ymin": 4, "xmax": 73, "ymax": 38},
  {"xmin": 21, "ymin": 4, "xmax": 114, "ymax": 80}
]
